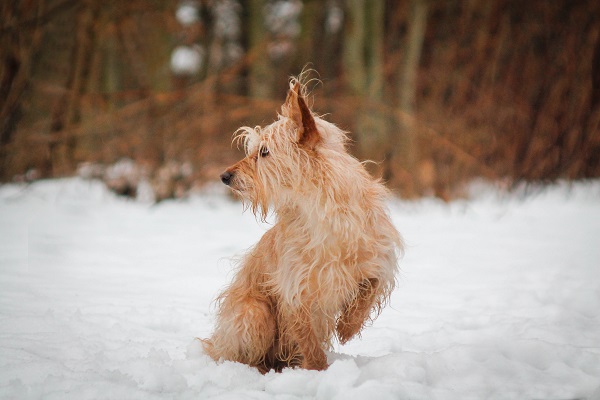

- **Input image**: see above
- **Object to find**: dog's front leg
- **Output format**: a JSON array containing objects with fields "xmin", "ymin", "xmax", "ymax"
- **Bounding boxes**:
[
  {"xmin": 202, "ymin": 292, "xmax": 276, "ymax": 368},
  {"xmin": 286, "ymin": 307, "xmax": 328, "ymax": 371},
  {"xmin": 336, "ymin": 278, "xmax": 380, "ymax": 344}
]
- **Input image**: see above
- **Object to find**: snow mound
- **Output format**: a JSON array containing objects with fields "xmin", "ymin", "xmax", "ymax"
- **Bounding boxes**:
[{"xmin": 1, "ymin": 178, "xmax": 599, "ymax": 399}]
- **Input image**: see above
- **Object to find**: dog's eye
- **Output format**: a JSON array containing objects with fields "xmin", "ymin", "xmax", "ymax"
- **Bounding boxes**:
[{"xmin": 259, "ymin": 147, "xmax": 270, "ymax": 158}]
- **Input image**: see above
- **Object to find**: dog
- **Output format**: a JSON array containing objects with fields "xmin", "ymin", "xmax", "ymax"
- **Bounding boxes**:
[{"xmin": 202, "ymin": 76, "xmax": 403, "ymax": 372}]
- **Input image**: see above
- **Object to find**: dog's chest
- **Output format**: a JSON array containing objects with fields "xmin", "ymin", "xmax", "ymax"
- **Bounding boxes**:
[{"xmin": 270, "ymin": 218, "xmax": 367, "ymax": 307}]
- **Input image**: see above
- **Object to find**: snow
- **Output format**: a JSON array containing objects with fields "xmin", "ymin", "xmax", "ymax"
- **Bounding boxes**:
[
  {"xmin": 176, "ymin": 3, "xmax": 200, "ymax": 26},
  {"xmin": 170, "ymin": 45, "xmax": 203, "ymax": 75},
  {"xmin": 1, "ymin": 178, "xmax": 599, "ymax": 399}
]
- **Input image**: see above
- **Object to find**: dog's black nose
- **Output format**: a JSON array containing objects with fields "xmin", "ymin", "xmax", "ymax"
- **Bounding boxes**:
[{"xmin": 220, "ymin": 171, "xmax": 233, "ymax": 186}]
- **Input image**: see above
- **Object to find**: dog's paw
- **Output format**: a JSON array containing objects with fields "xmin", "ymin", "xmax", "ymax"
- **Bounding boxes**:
[{"xmin": 301, "ymin": 353, "xmax": 328, "ymax": 371}]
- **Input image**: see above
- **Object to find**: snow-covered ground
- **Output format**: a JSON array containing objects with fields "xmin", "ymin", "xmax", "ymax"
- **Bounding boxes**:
[{"xmin": 1, "ymin": 178, "xmax": 599, "ymax": 399}]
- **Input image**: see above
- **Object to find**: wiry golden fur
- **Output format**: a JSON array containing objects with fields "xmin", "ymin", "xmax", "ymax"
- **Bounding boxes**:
[{"xmin": 202, "ymin": 76, "xmax": 403, "ymax": 372}]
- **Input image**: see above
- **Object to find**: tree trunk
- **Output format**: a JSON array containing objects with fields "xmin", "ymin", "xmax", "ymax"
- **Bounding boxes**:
[
  {"xmin": 49, "ymin": 0, "xmax": 99, "ymax": 176},
  {"xmin": 0, "ymin": 0, "xmax": 45, "ymax": 179},
  {"xmin": 395, "ymin": 0, "xmax": 428, "ymax": 194},
  {"xmin": 343, "ymin": 0, "xmax": 366, "ymax": 95},
  {"xmin": 343, "ymin": 0, "xmax": 386, "ymax": 165},
  {"xmin": 296, "ymin": 0, "xmax": 323, "ymax": 74},
  {"xmin": 358, "ymin": 0, "xmax": 386, "ymax": 162},
  {"xmin": 247, "ymin": 0, "xmax": 274, "ymax": 99}
]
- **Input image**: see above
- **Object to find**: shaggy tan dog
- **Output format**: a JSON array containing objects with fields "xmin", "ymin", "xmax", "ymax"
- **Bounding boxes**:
[{"xmin": 202, "ymin": 77, "xmax": 403, "ymax": 372}]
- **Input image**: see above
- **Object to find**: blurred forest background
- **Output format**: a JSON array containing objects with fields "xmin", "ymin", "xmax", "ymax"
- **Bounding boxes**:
[{"xmin": 1, "ymin": 0, "xmax": 599, "ymax": 200}]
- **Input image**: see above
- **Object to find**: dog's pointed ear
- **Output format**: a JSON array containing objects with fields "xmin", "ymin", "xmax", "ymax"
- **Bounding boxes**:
[{"xmin": 283, "ymin": 81, "xmax": 320, "ymax": 149}]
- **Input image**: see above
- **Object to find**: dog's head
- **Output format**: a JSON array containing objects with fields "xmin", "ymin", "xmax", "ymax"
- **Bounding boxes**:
[{"xmin": 220, "ymin": 78, "xmax": 349, "ymax": 220}]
